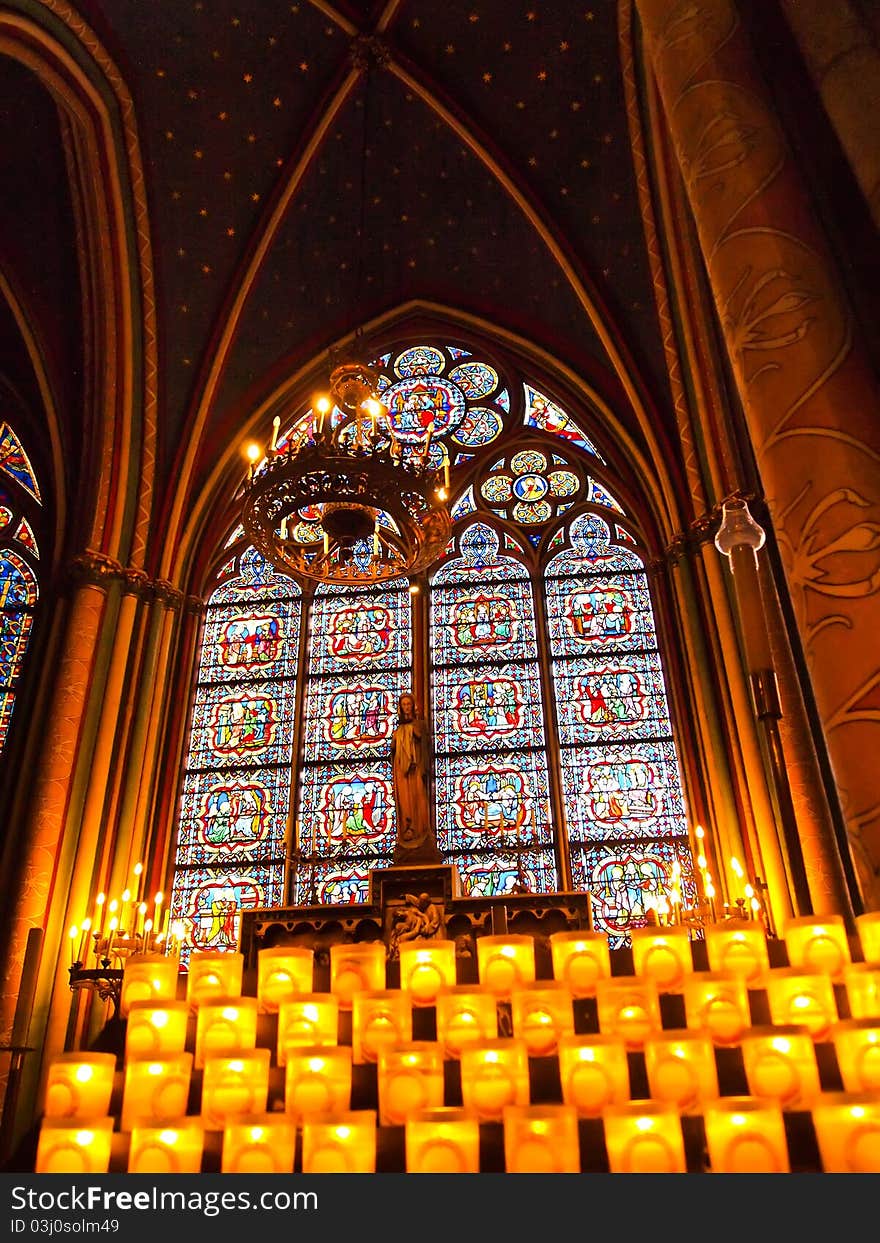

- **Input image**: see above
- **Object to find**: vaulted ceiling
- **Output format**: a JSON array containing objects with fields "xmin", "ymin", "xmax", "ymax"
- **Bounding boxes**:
[{"xmin": 0, "ymin": 0, "xmax": 682, "ymax": 563}]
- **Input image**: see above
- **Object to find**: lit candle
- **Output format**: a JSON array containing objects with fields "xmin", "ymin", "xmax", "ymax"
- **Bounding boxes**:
[
  {"xmin": 125, "ymin": 1001, "xmax": 189, "ymax": 1060},
  {"xmin": 329, "ymin": 942, "xmax": 386, "ymax": 1009},
  {"xmin": 812, "ymin": 1093, "xmax": 880, "ymax": 1172},
  {"xmin": 377, "ymin": 1043, "xmax": 444, "ymax": 1126},
  {"xmin": 398, "ymin": 939, "xmax": 457, "ymax": 1006},
  {"xmin": 69, "ymin": 925, "xmax": 78, "ymax": 967},
  {"xmin": 277, "ymin": 994, "xmax": 339, "ymax": 1066},
  {"xmin": 315, "ymin": 396, "xmax": 330, "ymax": 437},
  {"xmin": 476, "ymin": 935, "xmax": 536, "ymax": 999},
  {"xmin": 703, "ymin": 1098, "xmax": 790, "ymax": 1173},
  {"xmin": 764, "ymin": 967, "xmax": 838, "ymax": 1040},
  {"xmin": 842, "ymin": 963, "xmax": 880, "ymax": 1020},
  {"xmin": 510, "ymin": 981, "xmax": 574, "ymax": 1057},
  {"xmin": 459, "ymin": 1039, "xmax": 530, "ymax": 1122},
  {"xmin": 76, "ymin": 919, "xmax": 91, "ymax": 965},
  {"xmin": 705, "ymin": 919, "xmax": 769, "ymax": 983},
  {"xmin": 830, "ymin": 1019, "xmax": 880, "ymax": 1093},
  {"xmin": 153, "ymin": 892, "xmax": 163, "ymax": 933},
  {"xmin": 558, "ymin": 1034, "xmax": 630, "ymax": 1117},
  {"xmin": 120, "ymin": 889, "xmax": 132, "ymax": 934},
  {"xmin": 92, "ymin": 892, "xmax": 106, "ymax": 943},
  {"xmin": 186, "ymin": 951, "xmax": 244, "ymax": 1008},
  {"xmin": 405, "ymin": 1108, "xmax": 481, "ymax": 1173},
  {"xmin": 44, "ymin": 1054, "xmax": 117, "ymax": 1120},
  {"xmin": 549, "ymin": 930, "xmax": 611, "ymax": 999},
  {"xmin": 201, "ymin": 1050, "xmax": 271, "ymax": 1129},
  {"xmin": 270, "ymin": 415, "xmax": 280, "ymax": 451},
  {"xmin": 630, "ymin": 926, "xmax": 693, "ymax": 992},
  {"xmin": 595, "ymin": 978, "xmax": 662, "ymax": 1049},
  {"xmin": 603, "ymin": 1103, "xmax": 687, "ymax": 1173},
  {"xmin": 121, "ymin": 952, "xmax": 181, "ymax": 1017},
  {"xmin": 682, "ymin": 972, "xmax": 751, "ymax": 1046},
  {"xmin": 131, "ymin": 862, "xmax": 144, "ymax": 904},
  {"xmin": 301, "ymin": 1111, "xmax": 377, "ymax": 1174},
  {"xmin": 195, "ymin": 998, "xmax": 259, "ymax": 1069},
  {"xmin": 222, "ymin": 1117, "xmax": 296, "ymax": 1175},
  {"xmin": 36, "ymin": 1119, "xmax": 114, "ymax": 1174},
  {"xmin": 352, "ymin": 989, "xmax": 412, "ymax": 1064},
  {"xmin": 136, "ymin": 903, "xmax": 147, "ymax": 937},
  {"xmin": 435, "ymin": 987, "xmax": 498, "ymax": 1059},
  {"xmin": 285, "ymin": 1047, "xmax": 353, "ymax": 1120},
  {"xmin": 503, "ymin": 1104, "xmax": 580, "ymax": 1174},
  {"xmin": 643, "ymin": 1032, "xmax": 719, "ymax": 1112},
  {"xmin": 784, "ymin": 915, "xmax": 852, "ymax": 978},
  {"xmin": 129, "ymin": 1121, "xmax": 204, "ymax": 1174},
  {"xmin": 741, "ymin": 1025, "xmax": 822, "ymax": 1108},
  {"xmin": 855, "ymin": 912, "xmax": 880, "ymax": 965},
  {"xmin": 121, "ymin": 1053, "xmax": 194, "ymax": 1131},
  {"xmin": 257, "ymin": 946, "xmax": 315, "ymax": 1012}
]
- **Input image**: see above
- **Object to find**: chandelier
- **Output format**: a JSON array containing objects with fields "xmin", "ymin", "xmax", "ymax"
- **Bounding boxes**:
[{"xmin": 240, "ymin": 358, "xmax": 452, "ymax": 585}]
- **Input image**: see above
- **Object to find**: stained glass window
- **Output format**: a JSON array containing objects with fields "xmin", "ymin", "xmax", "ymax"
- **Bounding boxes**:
[
  {"xmin": 430, "ymin": 522, "xmax": 557, "ymax": 894},
  {"xmin": 0, "ymin": 430, "xmax": 41, "ymax": 757},
  {"xmin": 545, "ymin": 512, "xmax": 695, "ymax": 947},
  {"xmin": 168, "ymin": 547, "xmax": 301, "ymax": 964},
  {"xmin": 293, "ymin": 578, "xmax": 412, "ymax": 905}
]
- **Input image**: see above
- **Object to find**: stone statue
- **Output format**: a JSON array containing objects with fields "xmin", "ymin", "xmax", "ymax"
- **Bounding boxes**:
[
  {"xmin": 390, "ymin": 692, "xmax": 440, "ymax": 864},
  {"xmin": 388, "ymin": 891, "xmax": 441, "ymax": 957}
]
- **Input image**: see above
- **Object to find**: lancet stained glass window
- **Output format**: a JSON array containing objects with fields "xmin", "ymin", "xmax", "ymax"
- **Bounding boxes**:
[
  {"xmin": 0, "ymin": 422, "xmax": 41, "ymax": 756},
  {"xmin": 293, "ymin": 577, "xmax": 412, "ymax": 905},
  {"xmin": 169, "ymin": 547, "xmax": 301, "ymax": 963},
  {"xmin": 545, "ymin": 512, "xmax": 695, "ymax": 947},
  {"xmin": 430, "ymin": 522, "xmax": 557, "ymax": 895}
]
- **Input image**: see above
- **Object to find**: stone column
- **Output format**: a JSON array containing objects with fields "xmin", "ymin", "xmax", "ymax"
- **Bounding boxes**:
[{"xmin": 635, "ymin": 0, "xmax": 880, "ymax": 909}]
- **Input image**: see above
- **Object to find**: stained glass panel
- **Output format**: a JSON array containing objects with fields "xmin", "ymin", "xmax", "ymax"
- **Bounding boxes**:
[
  {"xmin": 571, "ymin": 839, "xmax": 697, "ymax": 949},
  {"xmin": 0, "ymin": 422, "xmax": 41, "ymax": 501},
  {"xmin": 169, "ymin": 547, "xmax": 301, "ymax": 965},
  {"xmin": 523, "ymin": 386, "xmax": 603, "ymax": 460}
]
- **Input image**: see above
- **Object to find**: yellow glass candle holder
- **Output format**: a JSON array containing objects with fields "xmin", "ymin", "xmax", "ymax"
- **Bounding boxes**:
[
  {"xmin": 602, "ymin": 1102, "xmax": 687, "ymax": 1173},
  {"xmin": 194, "ymin": 996, "xmax": 259, "ymax": 1069},
  {"xmin": 377, "ymin": 1041, "xmax": 445, "ymax": 1126},
  {"xmin": 812, "ymin": 1092, "xmax": 880, "ymax": 1172},
  {"xmin": 435, "ymin": 986, "xmax": 498, "ymax": 1059},
  {"xmin": 257, "ymin": 946, "xmax": 315, "ymax": 1012},
  {"xmin": 682, "ymin": 972, "xmax": 751, "ymax": 1046},
  {"xmin": 503, "ymin": 1104, "xmax": 580, "ymax": 1173},
  {"xmin": 476, "ymin": 935, "xmax": 536, "ymax": 999},
  {"xmin": 705, "ymin": 920, "xmax": 769, "ymax": 984},
  {"xmin": 784, "ymin": 915, "xmax": 851, "ymax": 978},
  {"xmin": 643, "ymin": 1031, "xmax": 720, "ymax": 1113},
  {"xmin": 125, "ymin": 1000, "xmax": 189, "ymax": 1059},
  {"xmin": 830, "ymin": 1019, "xmax": 880, "ymax": 1093},
  {"xmin": 764, "ymin": 967, "xmax": 838, "ymax": 1040},
  {"xmin": 702, "ymin": 1098, "xmax": 790, "ymax": 1173},
  {"xmin": 222, "ymin": 1116, "xmax": 297, "ymax": 1174},
  {"xmin": 121, "ymin": 953, "xmax": 181, "ymax": 1017},
  {"xmin": 630, "ymin": 925, "xmax": 693, "ymax": 992},
  {"xmin": 510, "ymin": 981, "xmax": 575, "ymax": 1057},
  {"xmin": 186, "ymin": 951, "xmax": 243, "ymax": 1008},
  {"xmin": 36, "ymin": 1118, "xmax": 114, "ymax": 1174},
  {"xmin": 329, "ymin": 941, "xmax": 386, "ymax": 1008},
  {"xmin": 504, "ymin": 1108, "xmax": 581, "ymax": 1173},
  {"xmin": 398, "ymin": 939, "xmax": 457, "ymax": 1006},
  {"xmin": 277, "ymin": 993, "xmax": 339, "ymax": 1065},
  {"xmin": 201, "ymin": 1048, "xmax": 271, "ymax": 1129},
  {"xmin": 459, "ymin": 1038, "xmax": 530, "ymax": 1122},
  {"xmin": 285, "ymin": 1046, "xmax": 353, "ymax": 1120},
  {"xmin": 121, "ymin": 1053, "xmax": 193, "ymax": 1131},
  {"xmin": 855, "ymin": 912, "xmax": 880, "ymax": 965},
  {"xmin": 549, "ymin": 929, "xmax": 611, "ymax": 998},
  {"xmin": 558, "ymin": 1034, "xmax": 630, "ymax": 1117},
  {"xmin": 842, "ymin": 963, "xmax": 880, "ymax": 1020},
  {"xmin": 44, "ymin": 1053, "xmax": 117, "ymax": 1120},
  {"xmin": 352, "ymin": 989, "xmax": 413, "ymax": 1064},
  {"xmin": 405, "ymin": 1108, "xmax": 481, "ymax": 1173},
  {"xmin": 128, "ymin": 1120, "xmax": 204, "ymax": 1174},
  {"xmin": 741, "ymin": 1025, "xmax": 821, "ymax": 1109},
  {"xmin": 595, "ymin": 977, "xmax": 662, "ymax": 1049},
  {"xmin": 301, "ymin": 1111, "xmax": 377, "ymax": 1173}
]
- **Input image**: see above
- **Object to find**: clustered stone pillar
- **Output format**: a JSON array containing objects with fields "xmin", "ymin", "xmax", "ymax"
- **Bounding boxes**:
[{"xmin": 635, "ymin": 0, "xmax": 880, "ymax": 909}]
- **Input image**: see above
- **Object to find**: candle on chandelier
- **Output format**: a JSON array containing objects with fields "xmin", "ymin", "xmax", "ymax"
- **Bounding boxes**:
[
  {"xmin": 270, "ymin": 415, "xmax": 280, "ymax": 451},
  {"xmin": 68, "ymin": 926, "xmax": 78, "ymax": 968},
  {"xmin": 132, "ymin": 862, "xmax": 144, "ymax": 904},
  {"xmin": 92, "ymin": 892, "xmax": 106, "ymax": 942},
  {"xmin": 76, "ymin": 920, "xmax": 91, "ymax": 965}
]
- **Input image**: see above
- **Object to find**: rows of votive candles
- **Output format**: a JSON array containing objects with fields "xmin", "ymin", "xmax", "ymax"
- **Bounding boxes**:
[{"xmin": 36, "ymin": 912, "xmax": 880, "ymax": 1173}]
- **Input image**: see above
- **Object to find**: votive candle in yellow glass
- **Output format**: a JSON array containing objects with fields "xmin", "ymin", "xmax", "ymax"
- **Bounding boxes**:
[
  {"xmin": 186, "ymin": 951, "xmax": 243, "ymax": 1008},
  {"xmin": 702, "ymin": 1098, "xmax": 790, "ymax": 1173},
  {"xmin": 630, "ymin": 925, "xmax": 693, "ymax": 992},
  {"xmin": 128, "ymin": 1120, "xmax": 204, "ymax": 1174},
  {"xmin": 764, "ymin": 967, "xmax": 838, "ymax": 1040},
  {"xmin": 595, "ymin": 978, "xmax": 662, "ymax": 1049},
  {"xmin": 435, "ymin": 987, "xmax": 498, "ymax": 1059},
  {"xmin": 44, "ymin": 1054, "xmax": 117, "ymax": 1120},
  {"xmin": 602, "ymin": 1102, "xmax": 687, "ymax": 1173},
  {"xmin": 329, "ymin": 942, "xmax": 386, "ymax": 1009},
  {"xmin": 36, "ymin": 1118, "xmax": 114, "ymax": 1174},
  {"xmin": 741, "ymin": 1025, "xmax": 821, "ymax": 1109},
  {"xmin": 812, "ymin": 1093, "xmax": 880, "ymax": 1172},
  {"xmin": 842, "ymin": 963, "xmax": 880, "ymax": 1020},
  {"xmin": 377, "ymin": 1042, "xmax": 445, "ymax": 1126},
  {"xmin": 221, "ymin": 1116, "xmax": 297, "ymax": 1174},
  {"xmin": 201, "ymin": 1048, "xmax": 271, "ymax": 1129},
  {"xmin": 121, "ymin": 1053, "xmax": 193, "ymax": 1131},
  {"xmin": 125, "ymin": 1000, "xmax": 189, "ymax": 1059},
  {"xmin": 277, "ymin": 994, "xmax": 339, "ymax": 1065},
  {"xmin": 784, "ymin": 915, "xmax": 851, "ymax": 979},
  {"xmin": 503, "ymin": 1104, "xmax": 580, "ymax": 1173},
  {"xmin": 194, "ymin": 996, "xmax": 259, "ymax": 1069},
  {"xmin": 121, "ymin": 953, "xmax": 181, "ymax": 1017},
  {"xmin": 398, "ymin": 939, "xmax": 457, "ymax": 1006},
  {"xmin": 352, "ymin": 989, "xmax": 413, "ymax": 1064},
  {"xmin": 854, "ymin": 912, "xmax": 880, "ymax": 965},
  {"xmin": 301, "ymin": 1111, "xmax": 377, "ymax": 1173},
  {"xmin": 682, "ymin": 972, "xmax": 751, "ymax": 1046},
  {"xmin": 257, "ymin": 946, "xmax": 315, "ymax": 1012},
  {"xmin": 459, "ymin": 1038, "xmax": 530, "ymax": 1122},
  {"xmin": 284, "ymin": 1046, "xmax": 353, "ymax": 1120},
  {"xmin": 476, "ymin": 935, "xmax": 536, "ymax": 1000},
  {"xmin": 705, "ymin": 920, "xmax": 769, "ymax": 984},
  {"xmin": 830, "ymin": 1019, "xmax": 880, "ymax": 1093},
  {"xmin": 510, "ymin": 981, "xmax": 575, "ymax": 1057},
  {"xmin": 405, "ymin": 1108, "xmax": 481, "ymax": 1173},
  {"xmin": 643, "ymin": 1031, "xmax": 720, "ymax": 1113},
  {"xmin": 549, "ymin": 929, "xmax": 611, "ymax": 999},
  {"xmin": 558, "ymin": 1034, "xmax": 630, "ymax": 1117}
]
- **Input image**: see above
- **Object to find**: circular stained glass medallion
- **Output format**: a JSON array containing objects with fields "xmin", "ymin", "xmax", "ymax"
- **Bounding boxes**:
[
  {"xmin": 394, "ymin": 345, "xmax": 446, "ymax": 377},
  {"xmin": 448, "ymin": 361, "xmax": 498, "ymax": 399},
  {"xmin": 512, "ymin": 500, "xmax": 553, "ymax": 524},
  {"xmin": 511, "ymin": 474, "xmax": 548, "ymax": 502},
  {"xmin": 511, "ymin": 450, "xmax": 548, "ymax": 475},
  {"xmin": 481, "ymin": 475, "xmax": 514, "ymax": 504},
  {"xmin": 453, "ymin": 407, "xmax": 503, "ymax": 447},
  {"xmin": 548, "ymin": 470, "xmax": 580, "ymax": 498},
  {"xmin": 383, "ymin": 375, "xmax": 467, "ymax": 440}
]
